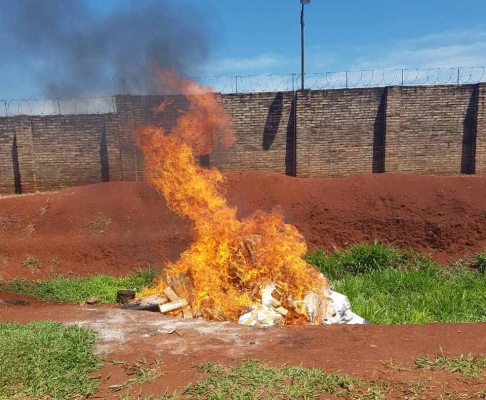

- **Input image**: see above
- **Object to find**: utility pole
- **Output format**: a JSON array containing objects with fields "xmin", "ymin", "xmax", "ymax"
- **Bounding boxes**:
[{"xmin": 300, "ymin": 0, "xmax": 310, "ymax": 90}]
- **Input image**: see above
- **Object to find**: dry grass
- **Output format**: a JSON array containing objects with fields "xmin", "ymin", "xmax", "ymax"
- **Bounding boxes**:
[
  {"xmin": 0, "ymin": 211, "xmax": 19, "ymax": 230},
  {"xmin": 39, "ymin": 205, "xmax": 49, "ymax": 216},
  {"xmin": 107, "ymin": 359, "xmax": 164, "ymax": 393},
  {"xmin": 25, "ymin": 221, "xmax": 36, "ymax": 235},
  {"xmin": 22, "ymin": 254, "xmax": 40, "ymax": 268},
  {"xmin": 89, "ymin": 216, "xmax": 112, "ymax": 233}
]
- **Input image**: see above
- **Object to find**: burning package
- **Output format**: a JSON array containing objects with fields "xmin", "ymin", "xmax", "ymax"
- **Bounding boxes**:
[
  {"xmin": 129, "ymin": 268, "xmax": 366, "ymax": 327},
  {"xmin": 237, "ymin": 282, "xmax": 366, "ymax": 327}
]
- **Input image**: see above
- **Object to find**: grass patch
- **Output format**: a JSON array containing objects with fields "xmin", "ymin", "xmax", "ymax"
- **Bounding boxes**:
[
  {"xmin": 331, "ymin": 264, "xmax": 486, "ymax": 324},
  {"xmin": 0, "ymin": 320, "xmax": 100, "ymax": 399},
  {"xmin": 415, "ymin": 350, "xmax": 486, "ymax": 379},
  {"xmin": 0, "ymin": 268, "xmax": 158, "ymax": 304},
  {"xmin": 107, "ymin": 359, "xmax": 164, "ymax": 392},
  {"xmin": 307, "ymin": 243, "xmax": 486, "ymax": 324},
  {"xmin": 102, "ymin": 359, "xmax": 486, "ymax": 400},
  {"xmin": 306, "ymin": 241, "xmax": 429, "ymax": 281},
  {"xmin": 186, "ymin": 360, "xmax": 370, "ymax": 399}
]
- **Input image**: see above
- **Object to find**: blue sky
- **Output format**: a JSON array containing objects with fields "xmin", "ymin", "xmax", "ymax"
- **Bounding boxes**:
[
  {"xmin": 199, "ymin": 0, "xmax": 486, "ymax": 75},
  {"xmin": 100, "ymin": 0, "xmax": 486, "ymax": 75},
  {"xmin": 1, "ymin": 0, "xmax": 485, "ymax": 99}
]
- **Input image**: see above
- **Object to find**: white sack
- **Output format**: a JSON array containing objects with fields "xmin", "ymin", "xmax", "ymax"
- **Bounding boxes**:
[{"xmin": 323, "ymin": 290, "xmax": 367, "ymax": 325}]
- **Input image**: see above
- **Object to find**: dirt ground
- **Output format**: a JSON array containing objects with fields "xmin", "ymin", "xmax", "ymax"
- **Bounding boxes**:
[
  {"xmin": 1, "ymin": 296, "xmax": 486, "ymax": 399},
  {"xmin": 1, "ymin": 172, "xmax": 486, "ymax": 279},
  {"xmin": 1, "ymin": 172, "xmax": 486, "ymax": 398}
]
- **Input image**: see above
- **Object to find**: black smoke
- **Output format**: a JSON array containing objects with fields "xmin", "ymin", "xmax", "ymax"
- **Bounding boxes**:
[{"xmin": 1, "ymin": 0, "xmax": 216, "ymax": 97}]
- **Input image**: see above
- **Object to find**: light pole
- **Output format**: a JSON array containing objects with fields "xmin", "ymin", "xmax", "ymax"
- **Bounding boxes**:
[{"xmin": 300, "ymin": 0, "xmax": 310, "ymax": 90}]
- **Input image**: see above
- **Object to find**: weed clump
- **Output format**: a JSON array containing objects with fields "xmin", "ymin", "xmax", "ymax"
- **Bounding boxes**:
[{"xmin": 22, "ymin": 254, "xmax": 39, "ymax": 267}]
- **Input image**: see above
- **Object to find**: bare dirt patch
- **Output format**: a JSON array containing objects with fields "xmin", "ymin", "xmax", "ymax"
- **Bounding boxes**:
[{"xmin": 1, "ymin": 298, "xmax": 485, "ymax": 398}]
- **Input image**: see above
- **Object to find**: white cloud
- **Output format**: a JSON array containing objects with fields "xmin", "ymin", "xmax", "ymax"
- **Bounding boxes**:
[
  {"xmin": 400, "ymin": 28, "xmax": 486, "ymax": 47},
  {"xmin": 351, "ymin": 27, "xmax": 486, "ymax": 71},
  {"xmin": 204, "ymin": 54, "xmax": 282, "ymax": 75},
  {"xmin": 200, "ymin": 27, "xmax": 486, "ymax": 84}
]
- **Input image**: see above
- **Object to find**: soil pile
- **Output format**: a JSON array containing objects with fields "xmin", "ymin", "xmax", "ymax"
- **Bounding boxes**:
[{"xmin": 1, "ymin": 172, "xmax": 485, "ymax": 279}]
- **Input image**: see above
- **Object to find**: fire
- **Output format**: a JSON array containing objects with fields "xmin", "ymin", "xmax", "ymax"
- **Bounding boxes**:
[{"xmin": 135, "ymin": 70, "xmax": 329, "ymax": 324}]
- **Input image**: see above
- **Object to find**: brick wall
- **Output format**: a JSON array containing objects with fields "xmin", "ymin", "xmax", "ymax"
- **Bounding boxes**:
[
  {"xmin": 115, "ymin": 92, "xmax": 295, "ymax": 176},
  {"xmin": 0, "ymin": 114, "xmax": 120, "ymax": 193},
  {"xmin": 115, "ymin": 94, "xmax": 190, "ymax": 181},
  {"xmin": 296, "ymin": 88, "xmax": 386, "ymax": 177},
  {"xmin": 385, "ymin": 85, "xmax": 479, "ymax": 175},
  {"xmin": 214, "ymin": 92, "xmax": 296, "ymax": 175},
  {"xmin": 1, "ymin": 83, "xmax": 485, "ymax": 194}
]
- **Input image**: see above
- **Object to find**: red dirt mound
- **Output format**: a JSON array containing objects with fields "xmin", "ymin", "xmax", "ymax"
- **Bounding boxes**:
[{"xmin": 1, "ymin": 172, "xmax": 485, "ymax": 279}]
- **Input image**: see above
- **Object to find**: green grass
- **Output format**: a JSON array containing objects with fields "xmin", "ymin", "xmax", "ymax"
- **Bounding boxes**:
[
  {"xmin": 186, "ymin": 360, "xmax": 370, "ymax": 400},
  {"xmin": 108, "ymin": 358, "xmax": 486, "ymax": 400},
  {"xmin": 415, "ymin": 350, "xmax": 486, "ymax": 379},
  {"xmin": 306, "ymin": 241, "xmax": 430, "ymax": 281},
  {"xmin": 0, "ymin": 268, "xmax": 158, "ymax": 304},
  {"xmin": 306, "ymin": 242, "xmax": 486, "ymax": 325},
  {"xmin": 0, "ymin": 320, "xmax": 100, "ymax": 399}
]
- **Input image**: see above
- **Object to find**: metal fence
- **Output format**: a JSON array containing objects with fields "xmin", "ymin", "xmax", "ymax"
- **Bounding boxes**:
[{"xmin": 2, "ymin": 67, "xmax": 486, "ymax": 116}]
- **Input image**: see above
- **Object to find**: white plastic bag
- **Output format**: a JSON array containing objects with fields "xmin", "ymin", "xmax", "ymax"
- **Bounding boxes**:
[{"xmin": 323, "ymin": 290, "xmax": 367, "ymax": 324}]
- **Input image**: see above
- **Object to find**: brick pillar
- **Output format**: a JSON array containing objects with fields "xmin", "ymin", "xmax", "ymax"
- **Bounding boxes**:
[
  {"xmin": 115, "ymin": 95, "xmax": 138, "ymax": 181},
  {"xmin": 103, "ymin": 114, "xmax": 123, "ymax": 182},
  {"xmin": 12, "ymin": 117, "xmax": 37, "ymax": 193},
  {"xmin": 383, "ymin": 86, "xmax": 402, "ymax": 173},
  {"xmin": 476, "ymin": 83, "xmax": 486, "ymax": 174},
  {"xmin": 295, "ymin": 90, "xmax": 312, "ymax": 177}
]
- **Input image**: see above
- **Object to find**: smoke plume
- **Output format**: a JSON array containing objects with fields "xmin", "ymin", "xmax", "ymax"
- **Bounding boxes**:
[{"xmin": 1, "ymin": 0, "xmax": 216, "ymax": 97}]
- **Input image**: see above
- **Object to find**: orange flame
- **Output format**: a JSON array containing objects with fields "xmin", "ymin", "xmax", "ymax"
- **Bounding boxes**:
[{"xmin": 135, "ymin": 70, "xmax": 328, "ymax": 324}]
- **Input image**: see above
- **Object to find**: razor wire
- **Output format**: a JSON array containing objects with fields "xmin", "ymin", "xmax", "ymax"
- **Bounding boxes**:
[
  {"xmin": 305, "ymin": 67, "xmax": 486, "ymax": 90},
  {"xmin": 113, "ymin": 66, "xmax": 486, "ymax": 95},
  {"xmin": 0, "ymin": 96, "xmax": 116, "ymax": 117},
  {"xmin": 2, "ymin": 67, "xmax": 486, "ymax": 115}
]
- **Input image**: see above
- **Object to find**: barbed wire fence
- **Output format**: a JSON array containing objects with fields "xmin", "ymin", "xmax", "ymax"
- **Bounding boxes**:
[
  {"xmin": 1, "ymin": 67, "xmax": 485, "ymax": 116},
  {"xmin": 116, "ymin": 67, "xmax": 486, "ymax": 94}
]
